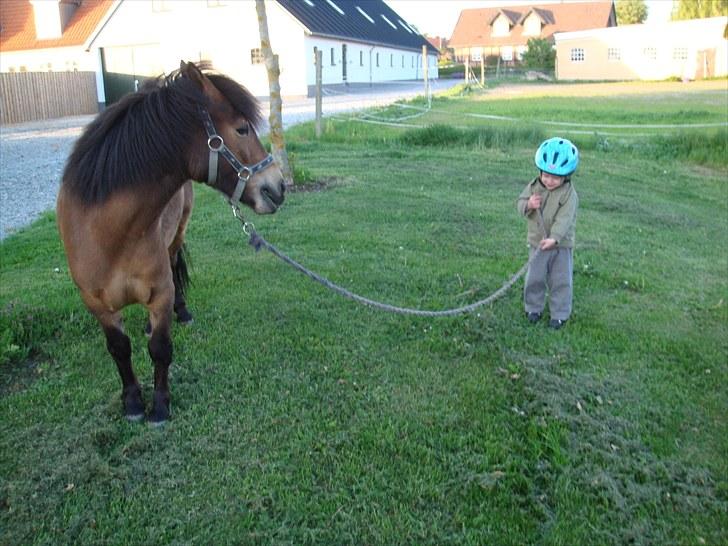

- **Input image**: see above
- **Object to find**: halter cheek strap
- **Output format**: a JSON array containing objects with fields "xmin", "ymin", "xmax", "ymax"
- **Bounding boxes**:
[{"xmin": 199, "ymin": 108, "xmax": 274, "ymax": 205}]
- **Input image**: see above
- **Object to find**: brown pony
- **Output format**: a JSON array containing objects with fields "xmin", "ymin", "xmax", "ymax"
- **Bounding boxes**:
[{"xmin": 57, "ymin": 61, "xmax": 285, "ymax": 424}]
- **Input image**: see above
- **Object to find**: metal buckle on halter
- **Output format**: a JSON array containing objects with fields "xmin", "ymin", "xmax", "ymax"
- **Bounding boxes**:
[
  {"xmin": 238, "ymin": 166, "xmax": 252, "ymax": 181},
  {"xmin": 207, "ymin": 135, "xmax": 224, "ymax": 152}
]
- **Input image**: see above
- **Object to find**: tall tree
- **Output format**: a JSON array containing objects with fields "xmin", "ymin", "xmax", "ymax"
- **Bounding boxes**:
[
  {"xmin": 616, "ymin": 0, "xmax": 648, "ymax": 24},
  {"xmin": 521, "ymin": 38, "xmax": 556, "ymax": 70},
  {"xmin": 255, "ymin": 0, "xmax": 292, "ymax": 185},
  {"xmin": 672, "ymin": 0, "xmax": 728, "ymax": 20}
]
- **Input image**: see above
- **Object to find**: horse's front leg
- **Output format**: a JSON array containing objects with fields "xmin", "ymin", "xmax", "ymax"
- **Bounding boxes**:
[
  {"xmin": 147, "ymin": 291, "xmax": 174, "ymax": 425},
  {"xmin": 95, "ymin": 312, "xmax": 144, "ymax": 421}
]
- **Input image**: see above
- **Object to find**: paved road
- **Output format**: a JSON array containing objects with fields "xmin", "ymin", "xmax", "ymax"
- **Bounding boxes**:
[{"xmin": 0, "ymin": 79, "xmax": 463, "ymax": 240}]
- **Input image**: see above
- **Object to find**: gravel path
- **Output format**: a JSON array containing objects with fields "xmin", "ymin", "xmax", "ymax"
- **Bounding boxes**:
[{"xmin": 0, "ymin": 79, "xmax": 462, "ymax": 240}]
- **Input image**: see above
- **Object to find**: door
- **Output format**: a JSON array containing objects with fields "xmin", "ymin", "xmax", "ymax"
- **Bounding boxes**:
[{"xmin": 100, "ymin": 45, "xmax": 164, "ymax": 105}]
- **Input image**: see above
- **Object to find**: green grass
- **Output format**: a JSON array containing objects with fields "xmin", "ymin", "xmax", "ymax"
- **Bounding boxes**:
[{"xmin": 1, "ymin": 84, "xmax": 727, "ymax": 545}]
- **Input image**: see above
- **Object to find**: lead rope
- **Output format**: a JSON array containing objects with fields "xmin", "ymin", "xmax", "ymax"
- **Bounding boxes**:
[{"xmin": 232, "ymin": 206, "xmax": 534, "ymax": 317}]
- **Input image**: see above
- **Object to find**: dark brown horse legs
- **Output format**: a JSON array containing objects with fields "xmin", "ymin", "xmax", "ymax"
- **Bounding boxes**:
[
  {"xmin": 103, "ymin": 326, "xmax": 144, "ymax": 421},
  {"xmin": 148, "ymin": 328, "xmax": 173, "ymax": 424}
]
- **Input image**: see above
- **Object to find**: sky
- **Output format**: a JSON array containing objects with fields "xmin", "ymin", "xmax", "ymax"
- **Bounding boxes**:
[{"xmin": 384, "ymin": 0, "xmax": 675, "ymax": 38}]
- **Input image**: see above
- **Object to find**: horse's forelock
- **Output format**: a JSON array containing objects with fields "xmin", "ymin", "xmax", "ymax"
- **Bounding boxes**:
[{"xmin": 205, "ymin": 73, "xmax": 262, "ymax": 130}]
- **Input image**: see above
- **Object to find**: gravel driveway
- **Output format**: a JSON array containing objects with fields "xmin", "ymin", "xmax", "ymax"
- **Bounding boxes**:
[{"xmin": 0, "ymin": 79, "xmax": 462, "ymax": 240}]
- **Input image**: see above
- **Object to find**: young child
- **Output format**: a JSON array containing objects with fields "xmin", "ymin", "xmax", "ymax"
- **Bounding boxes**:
[{"xmin": 517, "ymin": 137, "xmax": 579, "ymax": 330}]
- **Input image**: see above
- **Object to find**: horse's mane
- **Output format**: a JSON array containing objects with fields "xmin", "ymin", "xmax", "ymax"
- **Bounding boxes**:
[{"xmin": 62, "ymin": 62, "xmax": 262, "ymax": 204}]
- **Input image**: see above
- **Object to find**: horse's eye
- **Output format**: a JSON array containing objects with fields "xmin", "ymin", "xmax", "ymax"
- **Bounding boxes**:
[{"xmin": 236, "ymin": 125, "xmax": 249, "ymax": 136}]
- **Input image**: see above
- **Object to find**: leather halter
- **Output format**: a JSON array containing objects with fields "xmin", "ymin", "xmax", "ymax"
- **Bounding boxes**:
[{"xmin": 200, "ymin": 108, "xmax": 274, "ymax": 205}]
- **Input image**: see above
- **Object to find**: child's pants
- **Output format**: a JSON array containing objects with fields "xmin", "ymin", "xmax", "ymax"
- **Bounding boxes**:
[{"xmin": 524, "ymin": 246, "xmax": 573, "ymax": 321}]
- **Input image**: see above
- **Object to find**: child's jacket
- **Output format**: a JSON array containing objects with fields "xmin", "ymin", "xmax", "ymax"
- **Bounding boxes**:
[{"xmin": 516, "ymin": 177, "xmax": 578, "ymax": 248}]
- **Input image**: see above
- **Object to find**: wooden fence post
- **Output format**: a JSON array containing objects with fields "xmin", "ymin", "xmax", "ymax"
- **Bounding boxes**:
[{"xmin": 315, "ymin": 49, "xmax": 323, "ymax": 138}]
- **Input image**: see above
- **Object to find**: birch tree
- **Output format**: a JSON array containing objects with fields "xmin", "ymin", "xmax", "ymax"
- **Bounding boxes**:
[{"xmin": 255, "ymin": 0, "xmax": 292, "ymax": 185}]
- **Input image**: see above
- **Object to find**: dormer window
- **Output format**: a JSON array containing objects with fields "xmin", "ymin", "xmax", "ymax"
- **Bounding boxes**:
[
  {"xmin": 491, "ymin": 14, "xmax": 511, "ymax": 37},
  {"xmin": 523, "ymin": 13, "xmax": 542, "ymax": 36}
]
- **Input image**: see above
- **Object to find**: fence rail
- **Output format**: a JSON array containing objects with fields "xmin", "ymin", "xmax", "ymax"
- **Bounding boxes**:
[{"xmin": 0, "ymin": 71, "xmax": 98, "ymax": 125}]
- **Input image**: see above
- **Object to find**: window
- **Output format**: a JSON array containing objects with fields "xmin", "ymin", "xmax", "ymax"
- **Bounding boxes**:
[
  {"xmin": 380, "ymin": 14, "xmax": 397, "ymax": 30},
  {"xmin": 643, "ymin": 47, "xmax": 657, "ymax": 60},
  {"xmin": 360, "ymin": 50, "xmax": 364, "ymax": 66},
  {"xmin": 356, "ymin": 6, "xmax": 374, "ymax": 23},
  {"xmin": 411, "ymin": 56, "xmax": 415, "ymax": 68},
  {"xmin": 302, "ymin": 0, "xmax": 314, "ymax": 6},
  {"xmin": 330, "ymin": 47, "xmax": 335, "ymax": 66},
  {"xmin": 390, "ymin": 54, "xmax": 393, "ymax": 67},
  {"xmin": 250, "ymin": 48, "xmax": 264, "ymax": 65},
  {"xmin": 607, "ymin": 48, "xmax": 621, "ymax": 61},
  {"xmin": 401, "ymin": 55, "xmax": 404, "ymax": 68},
  {"xmin": 398, "ymin": 20, "xmax": 412, "ymax": 33},
  {"xmin": 501, "ymin": 46, "xmax": 513, "ymax": 62},
  {"xmin": 523, "ymin": 13, "xmax": 541, "ymax": 36},
  {"xmin": 471, "ymin": 47, "xmax": 482, "ymax": 61},
  {"xmin": 376, "ymin": 52, "xmax": 379, "ymax": 67},
  {"xmin": 325, "ymin": 0, "xmax": 344, "ymax": 15},
  {"xmin": 673, "ymin": 47, "xmax": 688, "ymax": 60},
  {"xmin": 492, "ymin": 15, "xmax": 511, "ymax": 37},
  {"xmin": 152, "ymin": 0, "xmax": 170, "ymax": 12},
  {"xmin": 570, "ymin": 48, "xmax": 585, "ymax": 62}
]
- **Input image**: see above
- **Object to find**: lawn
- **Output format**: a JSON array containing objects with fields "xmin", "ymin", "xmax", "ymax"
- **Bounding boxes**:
[{"xmin": 1, "ymin": 81, "xmax": 726, "ymax": 545}]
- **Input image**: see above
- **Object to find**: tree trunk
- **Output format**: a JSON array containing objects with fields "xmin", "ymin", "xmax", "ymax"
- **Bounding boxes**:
[{"xmin": 255, "ymin": 0, "xmax": 292, "ymax": 185}]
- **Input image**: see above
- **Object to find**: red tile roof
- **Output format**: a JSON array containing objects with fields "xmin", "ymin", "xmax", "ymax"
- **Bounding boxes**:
[
  {"xmin": 0, "ymin": 0, "xmax": 115, "ymax": 52},
  {"xmin": 449, "ymin": 1, "xmax": 616, "ymax": 47}
]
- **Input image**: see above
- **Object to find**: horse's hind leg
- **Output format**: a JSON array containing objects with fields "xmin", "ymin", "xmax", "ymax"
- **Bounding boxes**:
[
  {"xmin": 98, "ymin": 313, "xmax": 144, "ymax": 421},
  {"xmin": 172, "ymin": 246, "xmax": 193, "ymax": 324},
  {"xmin": 170, "ymin": 182, "xmax": 194, "ymax": 324}
]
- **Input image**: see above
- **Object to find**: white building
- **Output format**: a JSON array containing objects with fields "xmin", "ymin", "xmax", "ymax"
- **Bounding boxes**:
[
  {"xmin": 554, "ymin": 16, "xmax": 728, "ymax": 81},
  {"xmin": 1, "ymin": 0, "xmax": 439, "ymax": 108}
]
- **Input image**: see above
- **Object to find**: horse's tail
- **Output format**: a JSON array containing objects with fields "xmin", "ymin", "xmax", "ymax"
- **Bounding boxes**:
[{"xmin": 173, "ymin": 243, "xmax": 191, "ymax": 296}]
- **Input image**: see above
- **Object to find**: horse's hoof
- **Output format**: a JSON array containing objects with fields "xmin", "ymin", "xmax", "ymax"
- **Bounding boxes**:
[
  {"xmin": 148, "ymin": 418, "xmax": 167, "ymax": 428},
  {"xmin": 176, "ymin": 309, "xmax": 193, "ymax": 324},
  {"xmin": 125, "ymin": 413, "xmax": 145, "ymax": 423},
  {"xmin": 143, "ymin": 321, "xmax": 152, "ymax": 338}
]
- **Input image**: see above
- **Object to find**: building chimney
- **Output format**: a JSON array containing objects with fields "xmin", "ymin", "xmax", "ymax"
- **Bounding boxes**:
[{"xmin": 30, "ymin": 0, "xmax": 80, "ymax": 40}]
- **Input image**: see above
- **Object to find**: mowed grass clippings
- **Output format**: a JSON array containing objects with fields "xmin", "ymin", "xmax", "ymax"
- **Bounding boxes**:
[{"xmin": 1, "ymin": 82, "xmax": 727, "ymax": 545}]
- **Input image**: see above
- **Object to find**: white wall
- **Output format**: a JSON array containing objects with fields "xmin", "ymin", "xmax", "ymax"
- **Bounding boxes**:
[
  {"xmin": 3, "ymin": 0, "xmax": 439, "ymax": 97},
  {"xmin": 0, "ymin": 46, "xmax": 99, "ymax": 73},
  {"xmin": 303, "ymin": 37, "xmax": 438, "ymax": 87}
]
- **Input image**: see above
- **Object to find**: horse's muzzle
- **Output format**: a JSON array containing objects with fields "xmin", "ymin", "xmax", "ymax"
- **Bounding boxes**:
[{"xmin": 259, "ymin": 179, "xmax": 286, "ymax": 212}]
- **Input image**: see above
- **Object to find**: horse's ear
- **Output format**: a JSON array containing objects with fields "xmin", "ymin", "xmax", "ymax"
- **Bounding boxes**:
[{"xmin": 180, "ymin": 60, "xmax": 205, "ymax": 88}]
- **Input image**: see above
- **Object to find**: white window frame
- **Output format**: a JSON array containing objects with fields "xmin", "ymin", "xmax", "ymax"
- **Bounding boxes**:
[
  {"xmin": 570, "ymin": 48, "xmax": 585, "ymax": 62},
  {"xmin": 607, "ymin": 47, "xmax": 621, "ymax": 61},
  {"xmin": 643, "ymin": 47, "xmax": 657, "ymax": 61},
  {"xmin": 672, "ymin": 47, "xmax": 688, "ymax": 61}
]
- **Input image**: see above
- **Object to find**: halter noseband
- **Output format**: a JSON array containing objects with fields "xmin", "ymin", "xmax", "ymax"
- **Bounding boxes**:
[{"xmin": 200, "ymin": 108, "xmax": 274, "ymax": 205}]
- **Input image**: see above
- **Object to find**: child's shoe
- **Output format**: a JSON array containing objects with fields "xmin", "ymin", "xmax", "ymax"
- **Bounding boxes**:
[
  {"xmin": 549, "ymin": 319, "xmax": 567, "ymax": 330},
  {"xmin": 527, "ymin": 312, "xmax": 542, "ymax": 323}
]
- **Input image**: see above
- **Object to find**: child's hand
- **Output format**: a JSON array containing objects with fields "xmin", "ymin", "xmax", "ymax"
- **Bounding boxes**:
[
  {"xmin": 527, "ymin": 194, "xmax": 542, "ymax": 211},
  {"xmin": 540, "ymin": 238, "xmax": 557, "ymax": 250}
]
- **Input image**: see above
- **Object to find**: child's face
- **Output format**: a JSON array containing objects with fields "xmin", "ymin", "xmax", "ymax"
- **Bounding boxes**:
[{"xmin": 540, "ymin": 171, "xmax": 567, "ymax": 191}]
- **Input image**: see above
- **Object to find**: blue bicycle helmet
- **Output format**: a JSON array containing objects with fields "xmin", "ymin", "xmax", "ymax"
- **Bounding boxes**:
[{"xmin": 534, "ymin": 137, "xmax": 579, "ymax": 176}]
